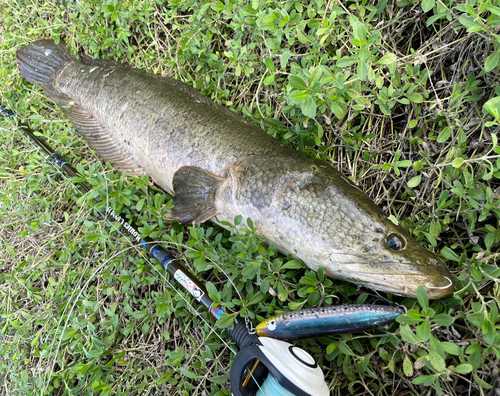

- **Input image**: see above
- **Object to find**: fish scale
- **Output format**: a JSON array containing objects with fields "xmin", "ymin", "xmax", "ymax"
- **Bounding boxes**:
[{"xmin": 16, "ymin": 39, "xmax": 454, "ymax": 299}]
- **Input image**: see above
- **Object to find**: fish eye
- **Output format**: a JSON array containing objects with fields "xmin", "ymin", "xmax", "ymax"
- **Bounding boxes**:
[{"xmin": 386, "ymin": 233, "xmax": 405, "ymax": 250}]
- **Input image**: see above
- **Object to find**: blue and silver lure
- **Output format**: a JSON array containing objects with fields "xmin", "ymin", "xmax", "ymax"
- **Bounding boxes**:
[{"xmin": 256, "ymin": 304, "xmax": 403, "ymax": 340}]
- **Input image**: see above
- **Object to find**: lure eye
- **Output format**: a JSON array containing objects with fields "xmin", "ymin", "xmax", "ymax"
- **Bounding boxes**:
[
  {"xmin": 386, "ymin": 234, "xmax": 405, "ymax": 250},
  {"xmin": 268, "ymin": 320, "xmax": 277, "ymax": 331}
]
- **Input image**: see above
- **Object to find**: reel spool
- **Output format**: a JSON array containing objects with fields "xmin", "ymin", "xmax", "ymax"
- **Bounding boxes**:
[{"xmin": 228, "ymin": 319, "xmax": 329, "ymax": 396}]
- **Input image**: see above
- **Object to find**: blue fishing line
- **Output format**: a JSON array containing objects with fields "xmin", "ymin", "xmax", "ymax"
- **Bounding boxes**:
[{"xmin": 256, "ymin": 374, "xmax": 296, "ymax": 396}]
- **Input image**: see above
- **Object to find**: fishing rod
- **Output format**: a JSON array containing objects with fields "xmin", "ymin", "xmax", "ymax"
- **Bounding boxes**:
[{"xmin": 1, "ymin": 105, "xmax": 330, "ymax": 396}]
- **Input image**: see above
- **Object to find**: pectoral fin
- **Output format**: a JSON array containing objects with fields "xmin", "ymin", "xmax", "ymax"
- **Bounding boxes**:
[{"xmin": 171, "ymin": 166, "xmax": 224, "ymax": 224}]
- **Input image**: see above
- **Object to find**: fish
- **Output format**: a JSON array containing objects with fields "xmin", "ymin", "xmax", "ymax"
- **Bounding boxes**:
[
  {"xmin": 16, "ymin": 39, "xmax": 454, "ymax": 299},
  {"xmin": 255, "ymin": 304, "xmax": 403, "ymax": 340}
]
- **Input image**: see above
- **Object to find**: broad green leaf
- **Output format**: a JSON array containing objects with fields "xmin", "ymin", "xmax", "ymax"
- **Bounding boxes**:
[
  {"xmin": 281, "ymin": 259, "xmax": 305, "ymax": 270},
  {"xmin": 432, "ymin": 314, "xmax": 455, "ymax": 326},
  {"xmin": 416, "ymin": 285, "xmax": 429, "ymax": 312},
  {"xmin": 337, "ymin": 57, "xmax": 358, "ymax": 68},
  {"xmin": 377, "ymin": 53, "xmax": 397, "ymax": 66},
  {"xmin": 413, "ymin": 374, "xmax": 437, "ymax": 386},
  {"xmin": 406, "ymin": 93, "xmax": 424, "ymax": 103},
  {"xmin": 288, "ymin": 301, "xmax": 304, "ymax": 310},
  {"xmin": 485, "ymin": 50, "xmax": 500, "ymax": 73},
  {"xmin": 247, "ymin": 291, "xmax": 265, "ymax": 305},
  {"xmin": 326, "ymin": 343, "xmax": 338, "ymax": 354},
  {"xmin": 265, "ymin": 56, "xmax": 275, "ymax": 72},
  {"xmin": 331, "ymin": 99, "xmax": 347, "ymax": 119},
  {"xmin": 408, "ymin": 119, "xmax": 418, "ymax": 128},
  {"xmin": 263, "ymin": 74, "xmax": 274, "ymax": 85},
  {"xmin": 179, "ymin": 367, "xmax": 202, "ymax": 379},
  {"xmin": 408, "ymin": 309, "xmax": 422, "ymax": 319},
  {"xmin": 309, "ymin": 66, "xmax": 322, "ymax": 83},
  {"xmin": 429, "ymin": 335, "xmax": 444, "ymax": 358},
  {"xmin": 280, "ymin": 49, "xmax": 291, "ymax": 69},
  {"xmin": 387, "ymin": 357, "xmax": 395, "ymax": 372},
  {"xmin": 289, "ymin": 75, "xmax": 308, "ymax": 90},
  {"xmin": 441, "ymin": 342, "xmax": 462, "ymax": 355},
  {"xmin": 488, "ymin": 5, "xmax": 500, "ymax": 16},
  {"xmin": 338, "ymin": 341, "xmax": 357, "ymax": 356},
  {"xmin": 452, "ymin": 157, "xmax": 465, "ymax": 168},
  {"xmin": 482, "ymin": 318, "xmax": 496, "ymax": 345},
  {"xmin": 485, "ymin": 233, "xmax": 495, "ymax": 251},
  {"xmin": 357, "ymin": 61, "xmax": 367, "ymax": 81},
  {"xmin": 400, "ymin": 324, "xmax": 419, "ymax": 344},
  {"xmin": 379, "ymin": 103, "xmax": 391, "ymax": 115},
  {"xmin": 468, "ymin": 350, "xmax": 482, "ymax": 370},
  {"xmin": 440, "ymin": 246, "xmax": 460, "ymax": 262},
  {"xmin": 301, "ymin": 96, "xmax": 317, "ymax": 118},
  {"xmin": 208, "ymin": 375, "xmax": 228, "ymax": 384},
  {"xmin": 454, "ymin": 364, "xmax": 472, "ymax": 374},
  {"xmin": 216, "ymin": 312, "xmax": 239, "ymax": 329},
  {"xmin": 352, "ymin": 21, "xmax": 367, "ymax": 42},
  {"xmin": 429, "ymin": 221, "xmax": 440, "ymax": 237},
  {"xmin": 422, "ymin": 0, "xmax": 435, "ymax": 12},
  {"xmin": 278, "ymin": 289, "xmax": 288, "ymax": 301},
  {"xmin": 396, "ymin": 315, "xmax": 424, "ymax": 325},
  {"xmin": 407, "ymin": 174, "xmax": 421, "ymax": 188},
  {"xmin": 136, "ymin": 197, "xmax": 145, "ymax": 211},
  {"xmin": 465, "ymin": 4, "xmax": 476, "ymax": 15},
  {"xmin": 416, "ymin": 320, "xmax": 430, "ymax": 342},
  {"xmin": 403, "ymin": 355, "xmax": 413, "ymax": 377},
  {"xmin": 289, "ymin": 91, "xmax": 310, "ymax": 102},
  {"xmin": 484, "ymin": 96, "xmax": 500, "ymax": 122},
  {"xmin": 6, "ymin": 246, "xmax": 15, "ymax": 256},
  {"xmin": 437, "ymin": 126, "xmax": 451, "ymax": 143},
  {"xmin": 427, "ymin": 351, "xmax": 446, "ymax": 372}
]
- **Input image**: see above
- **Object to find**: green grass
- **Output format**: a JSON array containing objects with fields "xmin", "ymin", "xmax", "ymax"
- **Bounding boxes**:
[{"xmin": 1, "ymin": 0, "xmax": 500, "ymax": 395}]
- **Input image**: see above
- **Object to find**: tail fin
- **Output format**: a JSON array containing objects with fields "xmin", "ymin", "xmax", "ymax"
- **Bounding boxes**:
[{"xmin": 17, "ymin": 39, "xmax": 75, "ymax": 89}]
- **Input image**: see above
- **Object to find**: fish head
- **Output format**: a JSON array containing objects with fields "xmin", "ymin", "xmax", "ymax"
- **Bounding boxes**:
[
  {"xmin": 346, "ymin": 210, "xmax": 454, "ymax": 299},
  {"xmin": 279, "ymin": 162, "xmax": 455, "ymax": 299},
  {"xmin": 222, "ymin": 157, "xmax": 454, "ymax": 299}
]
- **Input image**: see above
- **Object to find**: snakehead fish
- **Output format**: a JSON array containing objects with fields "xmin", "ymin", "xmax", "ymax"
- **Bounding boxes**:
[{"xmin": 16, "ymin": 40, "xmax": 453, "ymax": 299}]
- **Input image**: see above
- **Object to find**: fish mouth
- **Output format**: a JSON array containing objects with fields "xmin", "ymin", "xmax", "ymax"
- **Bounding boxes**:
[
  {"xmin": 363, "ymin": 274, "xmax": 454, "ymax": 299},
  {"xmin": 326, "ymin": 257, "xmax": 454, "ymax": 299}
]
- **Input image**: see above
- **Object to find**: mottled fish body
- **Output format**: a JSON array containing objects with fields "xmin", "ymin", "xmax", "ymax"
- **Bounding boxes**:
[
  {"xmin": 16, "ymin": 40, "xmax": 454, "ymax": 298},
  {"xmin": 256, "ymin": 305, "xmax": 403, "ymax": 339}
]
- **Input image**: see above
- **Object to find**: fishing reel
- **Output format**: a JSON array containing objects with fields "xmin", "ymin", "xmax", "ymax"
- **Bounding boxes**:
[{"xmin": 227, "ymin": 318, "xmax": 329, "ymax": 396}]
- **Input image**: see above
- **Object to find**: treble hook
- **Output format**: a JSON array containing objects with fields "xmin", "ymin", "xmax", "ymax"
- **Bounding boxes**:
[
  {"xmin": 314, "ymin": 282, "xmax": 339, "ymax": 308},
  {"xmin": 373, "ymin": 289, "xmax": 407, "ymax": 314}
]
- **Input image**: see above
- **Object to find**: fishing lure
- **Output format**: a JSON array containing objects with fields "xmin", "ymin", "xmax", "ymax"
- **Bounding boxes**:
[{"xmin": 256, "ymin": 304, "xmax": 403, "ymax": 340}]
